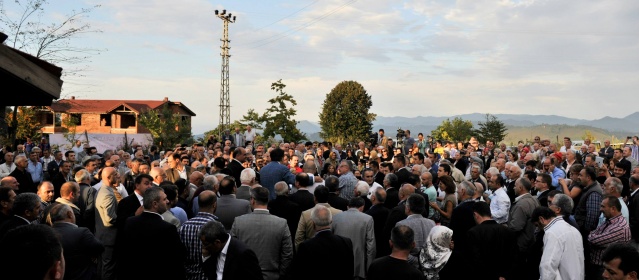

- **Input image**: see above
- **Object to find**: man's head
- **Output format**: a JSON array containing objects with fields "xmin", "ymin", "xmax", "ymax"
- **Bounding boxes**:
[
  {"xmin": 488, "ymin": 173, "xmax": 504, "ymax": 191},
  {"xmin": 60, "ymin": 161, "xmax": 71, "ymax": 175},
  {"xmin": 457, "ymin": 181, "xmax": 476, "ymax": 201},
  {"xmin": 143, "ymin": 186, "xmax": 169, "ymax": 214},
  {"xmin": 535, "ymin": 173, "xmax": 551, "ymax": 192},
  {"xmin": 601, "ymin": 195, "xmax": 622, "ymax": 219},
  {"xmin": 603, "ymin": 177, "xmax": 623, "ymax": 198},
  {"xmin": 362, "ymin": 169, "xmax": 375, "ymax": 186},
  {"xmin": 59, "ymin": 182, "xmax": 80, "ymax": 203},
  {"xmin": 101, "ymin": 167, "xmax": 119, "ymax": 187},
  {"xmin": 514, "ymin": 178, "xmax": 532, "ymax": 196},
  {"xmin": 579, "ymin": 167, "xmax": 597, "ymax": 187},
  {"xmin": 0, "ymin": 186, "xmax": 16, "ymax": 213},
  {"xmin": 1, "ymin": 176, "xmax": 19, "ymax": 191},
  {"xmin": 398, "ymin": 184, "xmax": 416, "ymax": 201},
  {"xmin": 602, "ymin": 243, "xmax": 639, "ymax": 280},
  {"xmin": 623, "ymin": 147, "xmax": 633, "ymax": 158},
  {"xmin": 420, "ymin": 172, "xmax": 433, "ymax": 187},
  {"xmin": 134, "ymin": 174, "xmax": 154, "ymax": 195},
  {"xmin": 0, "ymin": 224, "xmax": 65, "ymax": 280},
  {"xmin": 37, "ymin": 182, "xmax": 55, "ymax": 203},
  {"xmin": 310, "ymin": 204, "xmax": 332, "ymax": 231},
  {"xmin": 531, "ymin": 206, "xmax": 557, "ymax": 231},
  {"xmin": 218, "ymin": 176, "xmax": 236, "ymax": 195},
  {"xmin": 13, "ymin": 192, "xmax": 41, "ymax": 221},
  {"xmin": 613, "ymin": 149, "xmax": 623, "ymax": 161},
  {"xmin": 199, "ymin": 221, "xmax": 230, "ymax": 257},
  {"xmin": 149, "ymin": 167, "xmax": 166, "ymax": 185},
  {"xmin": 370, "ymin": 187, "xmax": 386, "ymax": 205},
  {"xmin": 472, "ymin": 201, "xmax": 492, "ymax": 224},
  {"xmin": 14, "ymin": 155, "xmax": 28, "ymax": 170},
  {"xmin": 338, "ymin": 160, "xmax": 352, "ymax": 175},
  {"xmin": 232, "ymin": 147, "xmax": 246, "ymax": 163},
  {"xmin": 390, "ymin": 224, "xmax": 415, "ymax": 252},
  {"xmin": 509, "ymin": 165, "xmax": 522, "ymax": 180}
]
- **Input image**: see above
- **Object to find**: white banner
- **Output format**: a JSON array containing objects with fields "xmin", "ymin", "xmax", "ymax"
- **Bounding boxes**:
[{"xmin": 49, "ymin": 133, "xmax": 153, "ymax": 154}]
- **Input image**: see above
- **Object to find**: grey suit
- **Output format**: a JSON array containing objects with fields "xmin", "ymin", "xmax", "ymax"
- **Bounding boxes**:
[
  {"xmin": 396, "ymin": 214, "xmax": 436, "ymax": 257},
  {"xmin": 332, "ymin": 208, "xmax": 376, "ymax": 279},
  {"xmin": 236, "ymin": 185, "xmax": 251, "ymax": 201},
  {"xmin": 94, "ymin": 184, "xmax": 118, "ymax": 280},
  {"xmin": 216, "ymin": 194, "xmax": 252, "ymax": 232},
  {"xmin": 231, "ymin": 210, "xmax": 293, "ymax": 280}
]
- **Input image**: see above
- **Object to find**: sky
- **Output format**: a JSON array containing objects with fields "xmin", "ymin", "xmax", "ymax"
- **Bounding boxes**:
[{"xmin": 2, "ymin": 0, "xmax": 638, "ymax": 134}]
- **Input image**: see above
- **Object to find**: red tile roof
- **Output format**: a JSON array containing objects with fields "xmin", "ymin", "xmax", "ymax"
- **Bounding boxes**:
[{"xmin": 48, "ymin": 98, "xmax": 195, "ymax": 116}]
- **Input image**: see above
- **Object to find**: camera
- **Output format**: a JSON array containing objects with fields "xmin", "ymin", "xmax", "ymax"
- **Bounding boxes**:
[{"xmin": 396, "ymin": 128, "xmax": 406, "ymax": 139}]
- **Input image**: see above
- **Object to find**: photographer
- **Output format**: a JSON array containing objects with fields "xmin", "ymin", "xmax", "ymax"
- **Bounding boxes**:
[{"xmin": 624, "ymin": 136, "xmax": 639, "ymax": 163}]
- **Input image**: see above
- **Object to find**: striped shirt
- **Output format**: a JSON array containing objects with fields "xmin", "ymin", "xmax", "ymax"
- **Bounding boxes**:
[
  {"xmin": 179, "ymin": 212, "xmax": 218, "ymax": 280},
  {"xmin": 587, "ymin": 214, "xmax": 631, "ymax": 265}
]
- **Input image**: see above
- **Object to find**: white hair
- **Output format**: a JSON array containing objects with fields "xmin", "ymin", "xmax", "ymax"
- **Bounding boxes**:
[{"xmin": 240, "ymin": 168, "xmax": 256, "ymax": 184}]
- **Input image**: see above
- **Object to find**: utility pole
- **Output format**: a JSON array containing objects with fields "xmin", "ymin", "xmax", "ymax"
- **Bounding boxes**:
[{"xmin": 214, "ymin": 9, "xmax": 236, "ymax": 137}]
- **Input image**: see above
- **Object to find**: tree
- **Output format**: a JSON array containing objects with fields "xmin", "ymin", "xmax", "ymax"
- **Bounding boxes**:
[
  {"xmin": 319, "ymin": 81, "xmax": 376, "ymax": 144},
  {"xmin": 240, "ymin": 109, "xmax": 263, "ymax": 130},
  {"xmin": 475, "ymin": 114, "xmax": 508, "ymax": 144},
  {"xmin": 430, "ymin": 117, "xmax": 474, "ymax": 142},
  {"xmin": 260, "ymin": 80, "xmax": 306, "ymax": 142},
  {"xmin": 137, "ymin": 105, "xmax": 193, "ymax": 150},
  {"xmin": 4, "ymin": 106, "xmax": 41, "ymax": 142}
]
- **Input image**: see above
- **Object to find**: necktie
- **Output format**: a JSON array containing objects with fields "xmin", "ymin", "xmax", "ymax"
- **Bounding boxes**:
[{"xmin": 112, "ymin": 187, "xmax": 123, "ymax": 202}]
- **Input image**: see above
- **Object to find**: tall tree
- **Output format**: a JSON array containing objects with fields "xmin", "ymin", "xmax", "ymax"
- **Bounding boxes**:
[
  {"xmin": 430, "ymin": 117, "xmax": 474, "ymax": 142},
  {"xmin": 319, "ymin": 81, "xmax": 376, "ymax": 144},
  {"xmin": 475, "ymin": 113, "xmax": 508, "ymax": 144},
  {"xmin": 137, "ymin": 105, "xmax": 193, "ymax": 150},
  {"xmin": 4, "ymin": 106, "xmax": 41, "ymax": 141},
  {"xmin": 259, "ymin": 80, "xmax": 306, "ymax": 143}
]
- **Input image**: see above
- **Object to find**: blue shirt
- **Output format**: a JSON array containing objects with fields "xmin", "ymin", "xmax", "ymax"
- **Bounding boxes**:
[
  {"xmin": 260, "ymin": 162, "xmax": 295, "ymax": 200},
  {"xmin": 549, "ymin": 168, "xmax": 566, "ymax": 189},
  {"xmin": 27, "ymin": 160, "xmax": 43, "ymax": 183}
]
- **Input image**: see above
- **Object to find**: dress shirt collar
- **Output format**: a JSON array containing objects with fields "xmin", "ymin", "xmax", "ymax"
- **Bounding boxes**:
[
  {"xmin": 221, "ymin": 233, "xmax": 231, "ymax": 256},
  {"xmin": 55, "ymin": 221, "xmax": 78, "ymax": 228},
  {"xmin": 15, "ymin": 215, "xmax": 30, "ymax": 224},
  {"xmin": 135, "ymin": 191, "xmax": 144, "ymax": 204},
  {"xmin": 631, "ymin": 188, "xmax": 639, "ymax": 197},
  {"xmin": 543, "ymin": 216, "xmax": 563, "ymax": 231},
  {"xmin": 253, "ymin": 208, "xmax": 269, "ymax": 213}
]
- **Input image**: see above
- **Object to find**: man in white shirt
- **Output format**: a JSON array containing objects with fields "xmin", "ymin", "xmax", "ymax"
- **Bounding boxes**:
[
  {"xmin": 244, "ymin": 125, "xmax": 256, "ymax": 146},
  {"xmin": 488, "ymin": 174, "xmax": 510, "ymax": 224},
  {"xmin": 533, "ymin": 207, "xmax": 584, "ymax": 280},
  {"xmin": 0, "ymin": 153, "xmax": 16, "ymax": 179},
  {"xmin": 559, "ymin": 137, "xmax": 575, "ymax": 153}
]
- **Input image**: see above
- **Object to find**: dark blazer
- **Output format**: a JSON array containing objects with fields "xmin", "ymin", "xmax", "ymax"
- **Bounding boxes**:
[
  {"xmin": 227, "ymin": 160, "xmax": 245, "ymax": 187},
  {"xmin": 365, "ymin": 204, "xmax": 390, "ymax": 258},
  {"xmin": 537, "ymin": 189, "xmax": 550, "ymax": 207},
  {"xmin": 328, "ymin": 193, "xmax": 348, "ymax": 211},
  {"xmin": 118, "ymin": 212, "xmax": 186, "ymax": 280},
  {"xmin": 374, "ymin": 172, "xmax": 385, "ymax": 186},
  {"xmin": 9, "ymin": 168, "xmax": 35, "ymax": 194},
  {"xmin": 79, "ymin": 183, "xmax": 96, "ymax": 232},
  {"xmin": 629, "ymin": 189, "xmax": 639, "ymax": 243},
  {"xmin": 289, "ymin": 189, "xmax": 315, "ymax": 212},
  {"xmin": 467, "ymin": 220, "xmax": 517, "ymax": 280},
  {"xmin": 47, "ymin": 160, "xmax": 63, "ymax": 179},
  {"xmin": 288, "ymin": 230, "xmax": 354, "ymax": 280},
  {"xmin": 268, "ymin": 195, "xmax": 302, "ymax": 241},
  {"xmin": 599, "ymin": 146, "xmax": 614, "ymax": 159},
  {"xmin": 52, "ymin": 222, "xmax": 104, "ymax": 280},
  {"xmin": 384, "ymin": 187, "xmax": 400, "ymax": 209},
  {"xmin": 115, "ymin": 193, "xmax": 141, "ymax": 230},
  {"xmin": 203, "ymin": 237, "xmax": 262, "ymax": 280},
  {"xmin": 51, "ymin": 172, "xmax": 70, "ymax": 198},
  {"xmin": 381, "ymin": 201, "xmax": 407, "ymax": 257},
  {"xmin": 216, "ymin": 195, "xmax": 251, "ymax": 232},
  {"xmin": 0, "ymin": 215, "xmax": 30, "ymax": 238},
  {"xmin": 505, "ymin": 180, "xmax": 516, "ymax": 203},
  {"xmin": 395, "ymin": 168, "xmax": 412, "ymax": 186}
]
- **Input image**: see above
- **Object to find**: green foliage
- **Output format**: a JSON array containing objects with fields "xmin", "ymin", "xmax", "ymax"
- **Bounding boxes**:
[
  {"xmin": 137, "ymin": 104, "xmax": 192, "ymax": 150},
  {"xmin": 5, "ymin": 106, "xmax": 42, "ymax": 141},
  {"xmin": 257, "ymin": 80, "xmax": 306, "ymax": 143},
  {"xmin": 240, "ymin": 109, "xmax": 263, "ymax": 130},
  {"xmin": 475, "ymin": 114, "xmax": 508, "ymax": 143},
  {"xmin": 430, "ymin": 117, "xmax": 474, "ymax": 142},
  {"xmin": 61, "ymin": 113, "xmax": 80, "ymax": 149},
  {"xmin": 319, "ymin": 81, "xmax": 376, "ymax": 144}
]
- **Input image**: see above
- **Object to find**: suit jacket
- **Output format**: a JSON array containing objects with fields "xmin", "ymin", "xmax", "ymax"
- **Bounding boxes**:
[
  {"xmin": 467, "ymin": 220, "xmax": 517, "ymax": 280},
  {"xmin": 52, "ymin": 172, "xmax": 72, "ymax": 198},
  {"xmin": 216, "ymin": 195, "xmax": 251, "ymax": 232},
  {"xmin": 629, "ymin": 189, "xmax": 639, "ymax": 243},
  {"xmin": 395, "ymin": 168, "xmax": 412, "ymax": 186},
  {"xmin": 0, "ymin": 215, "xmax": 30, "ymax": 238},
  {"xmin": 332, "ymin": 209, "xmax": 376, "ymax": 279},
  {"xmin": 381, "ymin": 201, "xmax": 407, "ymax": 255},
  {"xmin": 328, "ymin": 193, "xmax": 348, "ymax": 211},
  {"xmin": 537, "ymin": 189, "xmax": 550, "ymax": 207},
  {"xmin": 268, "ymin": 195, "xmax": 302, "ymax": 242},
  {"xmin": 505, "ymin": 180, "xmax": 516, "ymax": 203},
  {"xmin": 47, "ymin": 160, "xmax": 63, "ymax": 179},
  {"xmin": 166, "ymin": 166, "xmax": 193, "ymax": 184},
  {"xmin": 289, "ymin": 189, "xmax": 315, "ymax": 212},
  {"xmin": 448, "ymin": 200, "xmax": 476, "ymax": 257},
  {"xmin": 227, "ymin": 160, "xmax": 245, "ymax": 187},
  {"xmin": 236, "ymin": 185, "xmax": 251, "ymax": 201},
  {"xmin": 599, "ymin": 146, "xmax": 614, "ymax": 159},
  {"xmin": 384, "ymin": 187, "xmax": 400, "ymax": 210},
  {"xmin": 231, "ymin": 210, "xmax": 293, "ymax": 280},
  {"xmin": 203, "ymin": 237, "xmax": 263, "ymax": 280},
  {"xmin": 119, "ymin": 212, "xmax": 186, "ymax": 280},
  {"xmin": 52, "ymin": 222, "xmax": 104, "ymax": 280},
  {"xmin": 9, "ymin": 168, "xmax": 35, "ymax": 194},
  {"xmin": 295, "ymin": 203, "xmax": 342, "ymax": 250},
  {"xmin": 374, "ymin": 171, "xmax": 385, "ymax": 186},
  {"xmin": 366, "ymin": 204, "xmax": 390, "ymax": 258},
  {"xmin": 79, "ymin": 182, "xmax": 96, "ymax": 233},
  {"xmin": 95, "ymin": 184, "xmax": 118, "ymax": 246},
  {"xmin": 289, "ymin": 230, "xmax": 354, "ymax": 280},
  {"xmin": 116, "ymin": 193, "xmax": 141, "ymax": 230}
]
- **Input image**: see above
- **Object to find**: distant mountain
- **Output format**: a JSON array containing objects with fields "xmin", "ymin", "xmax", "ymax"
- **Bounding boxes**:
[{"xmin": 296, "ymin": 112, "xmax": 639, "ymax": 143}]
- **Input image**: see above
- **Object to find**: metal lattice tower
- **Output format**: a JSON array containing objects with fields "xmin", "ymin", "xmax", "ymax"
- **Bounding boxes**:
[{"xmin": 215, "ymin": 9, "xmax": 236, "ymax": 136}]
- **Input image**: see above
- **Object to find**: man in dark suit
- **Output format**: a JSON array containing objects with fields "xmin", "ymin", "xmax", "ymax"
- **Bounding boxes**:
[
  {"xmin": 50, "ymin": 203, "xmax": 104, "ymax": 280},
  {"xmin": 446, "ymin": 181, "xmax": 477, "ymax": 279},
  {"xmin": 598, "ymin": 140, "xmax": 614, "ymax": 160},
  {"xmin": 325, "ymin": 175, "xmax": 348, "ymax": 211},
  {"xmin": 216, "ymin": 176, "xmax": 251, "ymax": 232},
  {"xmin": 629, "ymin": 175, "xmax": 639, "ymax": 244},
  {"xmin": 381, "ymin": 184, "xmax": 415, "ymax": 258},
  {"xmin": 370, "ymin": 161, "xmax": 385, "ymax": 186},
  {"xmin": 383, "ymin": 173, "xmax": 400, "ymax": 209},
  {"xmin": 231, "ymin": 187, "xmax": 293, "ymax": 280},
  {"xmin": 201, "ymin": 220, "xmax": 262, "ymax": 280},
  {"xmin": 366, "ymin": 188, "xmax": 390, "ymax": 258},
  {"xmin": 467, "ymin": 201, "xmax": 517, "ymax": 280},
  {"xmin": 535, "ymin": 173, "xmax": 552, "ymax": 207},
  {"xmin": 289, "ymin": 205, "xmax": 354, "ymax": 280},
  {"xmin": 236, "ymin": 168, "xmax": 256, "ymax": 201},
  {"xmin": 393, "ymin": 154, "xmax": 412, "ymax": 185},
  {"xmin": 224, "ymin": 147, "xmax": 246, "ymax": 187},
  {"xmin": 268, "ymin": 181, "xmax": 301, "ymax": 241},
  {"xmin": 0, "ymin": 192, "xmax": 40, "ymax": 238},
  {"xmin": 116, "ymin": 174, "xmax": 153, "ymax": 230},
  {"xmin": 51, "ymin": 161, "xmax": 73, "ymax": 199},
  {"xmin": 289, "ymin": 172, "xmax": 315, "ymax": 211},
  {"xmin": 118, "ymin": 186, "xmax": 186, "ymax": 279},
  {"xmin": 9, "ymin": 155, "xmax": 35, "ymax": 194},
  {"xmin": 47, "ymin": 150, "xmax": 64, "ymax": 180}
]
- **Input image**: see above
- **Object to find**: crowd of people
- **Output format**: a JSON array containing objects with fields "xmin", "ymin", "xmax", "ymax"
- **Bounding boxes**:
[{"xmin": 0, "ymin": 128, "xmax": 638, "ymax": 280}]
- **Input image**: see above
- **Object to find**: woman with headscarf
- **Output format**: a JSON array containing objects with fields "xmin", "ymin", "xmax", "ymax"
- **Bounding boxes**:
[{"xmin": 420, "ymin": 226, "xmax": 453, "ymax": 280}]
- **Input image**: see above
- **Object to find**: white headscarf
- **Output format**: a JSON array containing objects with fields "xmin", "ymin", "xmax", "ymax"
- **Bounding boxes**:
[{"xmin": 420, "ymin": 226, "xmax": 453, "ymax": 279}]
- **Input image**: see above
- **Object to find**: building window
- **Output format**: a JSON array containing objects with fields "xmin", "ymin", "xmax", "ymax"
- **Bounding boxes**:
[
  {"xmin": 45, "ymin": 113, "xmax": 54, "ymax": 125},
  {"xmin": 120, "ymin": 114, "xmax": 136, "ymax": 128},
  {"xmin": 100, "ymin": 114, "xmax": 112, "ymax": 126},
  {"xmin": 54, "ymin": 113, "xmax": 62, "ymax": 127},
  {"xmin": 69, "ymin": 114, "xmax": 82, "ymax": 125}
]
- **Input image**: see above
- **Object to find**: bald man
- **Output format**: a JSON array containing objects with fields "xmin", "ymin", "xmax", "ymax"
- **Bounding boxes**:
[
  {"xmin": 382, "ymin": 184, "xmax": 417, "ymax": 256},
  {"xmin": 95, "ymin": 167, "xmax": 119, "ymax": 280},
  {"xmin": 0, "ymin": 176, "xmax": 19, "ymax": 191},
  {"xmin": 149, "ymin": 167, "xmax": 166, "ymax": 186}
]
